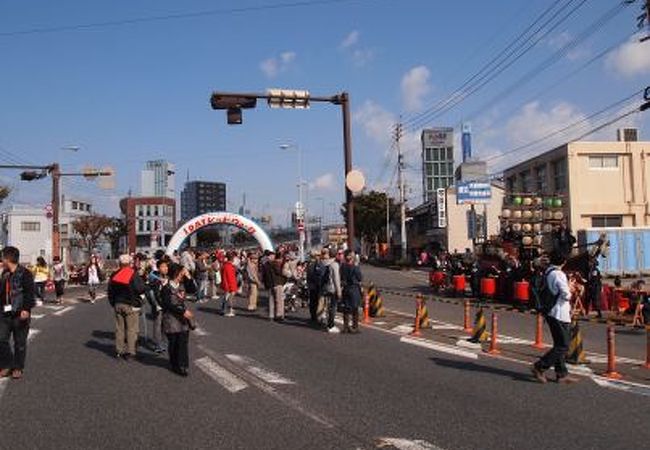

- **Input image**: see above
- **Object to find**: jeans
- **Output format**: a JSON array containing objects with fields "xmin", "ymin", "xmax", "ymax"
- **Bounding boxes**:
[
  {"xmin": 535, "ymin": 316, "xmax": 570, "ymax": 378},
  {"xmin": 114, "ymin": 304, "xmax": 140, "ymax": 355},
  {"xmin": 325, "ymin": 294, "xmax": 338, "ymax": 329},
  {"xmin": 167, "ymin": 331, "xmax": 189, "ymax": 370},
  {"xmin": 197, "ymin": 277, "xmax": 209, "ymax": 301},
  {"xmin": 0, "ymin": 315, "xmax": 30, "ymax": 369},
  {"xmin": 35, "ymin": 282, "xmax": 46, "ymax": 301}
]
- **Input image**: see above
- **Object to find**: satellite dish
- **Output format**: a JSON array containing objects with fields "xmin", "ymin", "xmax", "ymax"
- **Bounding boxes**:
[{"xmin": 346, "ymin": 169, "xmax": 365, "ymax": 194}]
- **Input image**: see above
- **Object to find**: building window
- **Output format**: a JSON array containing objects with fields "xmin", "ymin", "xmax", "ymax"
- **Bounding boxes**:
[
  {"xmin": 591, "ymin": 216, "xmax": 623, "ymax": 228},
  {"xmin": 552, "ymin": 159, "xmax": 567, "ymax": 192},
  {"xmin": 589, "ymin": 155, "xmax": 618, "ymax": 169},
  {"xmin": 72, "ymin": 201, "xmax": 78, "ymax": 210},
  {"xmin": 535, "ymin": 166, "xmax": 547, "ymax": 193},
  {"xmin": 520, "ymin": 171, "xmax": 531, "ymax": 193},
  {"xmin": 21, "ymin": 221, "xmax": 40, "ymax": 232}
]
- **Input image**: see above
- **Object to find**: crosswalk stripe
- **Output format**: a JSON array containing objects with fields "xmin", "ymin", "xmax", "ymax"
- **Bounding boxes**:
[
  {"xmin": 42, "ymin": 305, "xmax": 64, "ymax": 311},
  {"xmin": 30, "ymin": 314, "xmax": 45, "ymax": 320},
  {"xmin": 226, "ymin": 354, "xmax": 295, "ymax": 385},
  {"xmin": 28, "ymin": 329, "xmax": 41, "ymax": 341},
  {"xmin": 194, "ymin": 326, "xmax": 209, "ymax": 336},
  {"xmin": 400, "ymin": 336, "xmax": 478, "ymax": 360},
  {"xmin": 195, "ymin": 356, "xmax": 248, "ymax": 393},
  {"xmin": 376, "ymin": 437, "xmax": 444, "ymax": 450},
  {"xmin": 53, "ymin": 306, "xmax": 74, "ymax": 316}
]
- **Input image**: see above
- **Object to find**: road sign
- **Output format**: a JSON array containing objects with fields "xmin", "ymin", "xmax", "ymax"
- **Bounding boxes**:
[{"xmin": 456, "ymin": 181, "xmax": 492, "ymax": 204}]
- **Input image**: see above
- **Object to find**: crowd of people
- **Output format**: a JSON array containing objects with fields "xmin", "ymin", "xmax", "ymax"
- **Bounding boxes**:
[{"xmin": 102, "ymin": 244, "xmax": 364, "ymax": 377}]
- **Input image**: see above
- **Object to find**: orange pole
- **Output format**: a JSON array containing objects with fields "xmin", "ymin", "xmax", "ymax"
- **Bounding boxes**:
[
  {"xmin": 486, "ymin": 312, "xmax": 501, "ymax": 355},
  {"xmin": 604, "ymin": 324, "xmax": 622, "ymax": 379},
  {"xmin": 362, "ymin": 291, "xmax": 371, "ymax": 324},
  {"xmin": 463, "ymin": 300, "xmax": 472, "ymax": 333},
  {"xmin": 644, "ymin": 325, "xmax": 650, "ymax": 370},
  {"xmin": 410, "ymin": 295, "xmax": 422, "ymax": 337},
  {"xmin": 532, "ymin": 313, "xmax": 544, "ymax": 349}
]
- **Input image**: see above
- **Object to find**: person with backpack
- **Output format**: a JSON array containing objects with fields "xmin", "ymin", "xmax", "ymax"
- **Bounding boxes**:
[
  {"xmin": 531, "ymin": 251, "xmax": 579, "ymax": 384},
  {"xmin": 321, "ymin": 248, "xmax": 342, "ymax": 333},
  {"xmin": 107, "ymin": 254, "xmax": 147, "ymax": 361}
]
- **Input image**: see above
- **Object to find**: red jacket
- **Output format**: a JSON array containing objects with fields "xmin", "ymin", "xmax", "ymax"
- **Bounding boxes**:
[{"xmin": 221, "ymin": 261, "xmax": 238, "ymax": 293}]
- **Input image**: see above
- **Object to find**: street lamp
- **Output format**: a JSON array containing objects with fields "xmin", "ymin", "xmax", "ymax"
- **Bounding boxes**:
[{"xmin": 280, "ymin": 143, "xmax": 306, "ymax": 260}]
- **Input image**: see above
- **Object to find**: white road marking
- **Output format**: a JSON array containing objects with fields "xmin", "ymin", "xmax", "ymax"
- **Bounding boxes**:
[
  {"xmin": 455, "ymin": 339, "xmax": 482, "ymax": 350},
  {"xmin": 0, "ymin": 378, "xmax": 8, "ymax": 401},
  {"xmin": 391, "ymin": 324, "xmax": 414, "ymax": 334},
  {"xmin": 30, "ymin": 314, "xmax": 45, "ymax": 320},
  {"xmin": 431, "ymin": 324, "xmax": 462, "ymax": 331},
  {"xmin": 226, "ymin": 354, "xmax": 295, "ymax": 385},
  {"xmin": 199, "ymin": 346, "xmax": 335, "ymax": 428},
  {"xmin": 377, "ymin": 437, "xmax": 444, "ymax": 450},
  {"xmin": 42, "ymin": 305, "xmax": 64, "ymax": 311},
  {"xmin": 591, "ymin": 375, "xmax": 650, "ymax": 397},
  {"xmin": 28, "ymin": 329, "xmax": 41, "ymax": 341},
  {"xmin": 373, "ymin": 321, "xmax": 387, "ymax": 325},
  {"xmin": 193, "ymin": 326, "xmax": 209, "ymax": 336},
  {"xmin": 400, "ymin": 336, "xmax": 478, "ymax": 360},
  {"xmin": 53, "ymin": 306, "xmax": 74, "ymax": 316},
  {"xmin": 585, "ymin": 353, "xmax": 644, "ymax": 365},
  {"xmin": 194, "ymin": 356, "xmax": 248, "ymax": 393}
]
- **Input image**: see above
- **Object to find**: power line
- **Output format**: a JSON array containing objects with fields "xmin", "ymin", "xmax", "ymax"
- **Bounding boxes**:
[
  {"xmin": 401, "ymin": 0, "xmax": 586, "ymax": 130},
  {"xmin": 464, "ymin": 2, "xmax": 631, "ymax": 123},
  {"xmin": 0, "ymin": 0, "xmax": 378, "ymax": 37},
  {"xmin": 485, "ymin": 90, "xmax": 644, "ymax": 170}
]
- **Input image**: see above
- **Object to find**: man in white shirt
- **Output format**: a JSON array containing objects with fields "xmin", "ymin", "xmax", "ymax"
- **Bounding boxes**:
[{"xmin": 531, "ymin": 251, "xmax": 579, "ymax": 384}]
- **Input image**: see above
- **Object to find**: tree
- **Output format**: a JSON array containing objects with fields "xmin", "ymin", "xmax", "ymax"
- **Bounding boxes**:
[
  {"xmin": 0, "ymin": 186, "xmax": 11, "ymax": 205},
  {"xmin": 340, "ymin": 190, "xmax": 398, "ymax": 243},
  {"xmin": 72, "ymin": 214, "xmax": 114, "ymax": 255},
  {"xmin": 104, "ymin": 217, "xmax": 127, "ymax": 258}
]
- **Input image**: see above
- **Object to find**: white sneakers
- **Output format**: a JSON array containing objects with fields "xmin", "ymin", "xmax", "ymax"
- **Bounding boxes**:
[
  {"xmin": 327, "ymin": 326, "xmax": 340, "ymax": 334},
  {"xmin": 225, "ymin": 309, "xmax": 236, "ymax": 318}
]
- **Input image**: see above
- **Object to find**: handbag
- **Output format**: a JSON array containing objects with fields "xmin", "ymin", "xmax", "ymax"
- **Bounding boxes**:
[{"xmin": 45, "ymin": 279, "xmax": 55, "ymax": 293}]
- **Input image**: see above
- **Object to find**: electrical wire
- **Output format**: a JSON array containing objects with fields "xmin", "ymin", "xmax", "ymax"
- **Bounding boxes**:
[
  {"xmin": 401, "ymin": 0, "xmax": 586, "ymax": 130},
  {"xmin": 0, "ymin": 0, "xmax": 379, "ymax": 37}
]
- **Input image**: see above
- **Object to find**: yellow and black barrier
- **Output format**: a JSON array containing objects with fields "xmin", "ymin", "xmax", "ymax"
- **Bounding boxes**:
[
  {"xmin": 368, "ymin": 283, "xmax": 385, "ymax": 318},
  {"xmin": 566, "ymin": 319, "xmax": 588, "ymax": 365},
  {"xmin": 468, "ymin": 307, "xmax": 488, "ymax": 343},
  {"xmin": 418, "ymin": 297, "xmax": 431, "ymax": 329}
]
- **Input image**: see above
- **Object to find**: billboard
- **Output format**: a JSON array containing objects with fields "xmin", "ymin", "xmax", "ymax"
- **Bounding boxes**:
[{"xmin": 457, "ymin": 181, "xmax": 492, "ymax": 204}]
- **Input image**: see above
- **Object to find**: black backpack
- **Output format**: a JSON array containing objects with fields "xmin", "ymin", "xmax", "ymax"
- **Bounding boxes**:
[{"xmin": 533, "ymin": 267, "xmax": 559, "ymax": 315}]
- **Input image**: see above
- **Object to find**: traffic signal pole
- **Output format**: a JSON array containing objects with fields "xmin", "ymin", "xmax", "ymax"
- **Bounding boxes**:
[
  {"xmin": 210, "ymin": 90, "xmax": 356, "ymax": 250},
  {"xmin": 51, "ymin": 163, "xmax": 61, "ymax": 260}
]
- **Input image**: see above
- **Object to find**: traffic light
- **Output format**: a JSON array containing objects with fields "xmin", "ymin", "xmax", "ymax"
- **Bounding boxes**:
[
  {"xmin": 20, "ymin": 170, "xmax": 47, "ymax": 181},
  {"xmin": 227, "ymin": 107, "xmax": 243, "ymax": 125},
  {"xmin": 267, "ymin": 89, "xmax": 310, "ymax": 109}
]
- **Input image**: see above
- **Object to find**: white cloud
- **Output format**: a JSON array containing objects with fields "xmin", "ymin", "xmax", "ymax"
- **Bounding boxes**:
[
  {"xmin": 400, "ymin": 65, "xmax": 432, "ymax": 112},
  {"xmin": 606, "ymin": 36, "xmax": 650, "ymax": 77},
  {"xmin": 546, "ymin": 31, "xmax": 589, "ymax": 61},
  {"xmin": 505, "ymin": 101, "xmax": 587, "ymax": 147},
  {"xmin": 260, "ymin": 51, "xmax": 297, "ymax": 78},
  {"xmin": 354, "ymin": 100, "xmax": 396, "ymax": 145},
  {"xmin": 340, "ymin": 30, "xmax": 374, "ymax": 67},
  {"xmin": 340, "ymin": 30, "xmax": 359, "ymax": 49},
  {"xmin": 309, "ymin": 173, "xmax": 336, "ymax": 191}
]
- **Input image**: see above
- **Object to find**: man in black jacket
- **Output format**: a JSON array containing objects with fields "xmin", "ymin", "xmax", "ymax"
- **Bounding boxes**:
[
  {"xmin": 0, "ymin": 246, "xmax": 36, "ymax": 380},
  {"xmin": 108, "ymin": 254, "xmax": 146, "ymax": 360}
]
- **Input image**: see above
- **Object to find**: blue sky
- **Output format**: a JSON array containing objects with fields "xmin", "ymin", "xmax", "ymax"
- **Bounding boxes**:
[{"xmin": 1, "ymin": 0, "xmax": 649, "ymax": 225}]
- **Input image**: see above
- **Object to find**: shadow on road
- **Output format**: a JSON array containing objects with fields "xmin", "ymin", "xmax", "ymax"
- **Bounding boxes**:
[
  {"xmin": 430, "ymin": 356, "xmax": 535, "ymax": 383},
  {"xmin": 85, "ymin": 338, "xmax": 171, "ymax": 369}
]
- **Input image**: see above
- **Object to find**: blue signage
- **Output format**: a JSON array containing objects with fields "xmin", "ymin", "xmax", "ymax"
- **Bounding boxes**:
[{"xmin": 457, "ymin": 181, "xmax": 491, "ymax": 205}]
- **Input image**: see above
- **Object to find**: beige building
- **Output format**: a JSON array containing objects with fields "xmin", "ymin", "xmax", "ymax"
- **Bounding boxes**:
[
  {"xmin": 503, "ymin": 138, "xmax": 650, "ymax": 230},
  {"xmin": 407, "ymin": 182, "xmax": 505, "ymax": 253}
]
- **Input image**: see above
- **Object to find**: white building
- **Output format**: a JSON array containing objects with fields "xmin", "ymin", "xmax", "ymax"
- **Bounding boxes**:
[
  {"xmin": 0, "ymin": 205, "xmax": 52, "ymax": 264},
  {"xmin": 60, "ymin": 196, "xmax": 93, "ymax": 264},
  {"xmin": 141, "ymin": 159, "xmax": 175, "ymax": 199}
]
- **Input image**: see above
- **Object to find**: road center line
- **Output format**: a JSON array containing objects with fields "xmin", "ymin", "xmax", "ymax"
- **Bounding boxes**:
[
  {"xmin": 199, "ymin": 345, "xmax": 335, "ymax": 428},
  {"xmin": 53, "ymin": 306, "xmax": 75, "ymax": 316},
  {"xmin": 400, "ymin": 336, "xmax": 479, "ymax": 360},
  {"xmin": 226, "ymin": 354, "xmax": 295, "ymax": 385},
  {"xmin": 194, "ymin": 356, "xmax": 248, "ymax": 393}
]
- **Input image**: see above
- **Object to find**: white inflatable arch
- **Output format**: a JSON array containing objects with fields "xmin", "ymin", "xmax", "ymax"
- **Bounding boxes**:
[{"xmin": 165, "ymin": 212, "xmax": 274, "ymax": 255}]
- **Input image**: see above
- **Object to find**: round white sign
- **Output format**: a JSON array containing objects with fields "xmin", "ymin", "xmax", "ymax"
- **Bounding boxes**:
[{"xmin": 346, "ymin": 170, "xmax": 365, "ymax": 194}]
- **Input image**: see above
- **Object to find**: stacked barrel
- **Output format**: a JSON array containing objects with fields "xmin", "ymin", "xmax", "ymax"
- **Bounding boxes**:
[{"xmin": 500, "ymin": 194, "xmax": 566, "ymax": 250}]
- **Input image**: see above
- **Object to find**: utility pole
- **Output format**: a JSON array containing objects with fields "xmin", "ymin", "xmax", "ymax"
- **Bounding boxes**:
[
  {"xmin": 386, "ymin": 193, "xmax": 390, "ymax": 254},
  {"xmin": 396, "ymin": 122, "xmax": 407, "ymax": 261},
  {"xmin": 51, "ymin": 163, "xmax": 61, "ymax": 260}
]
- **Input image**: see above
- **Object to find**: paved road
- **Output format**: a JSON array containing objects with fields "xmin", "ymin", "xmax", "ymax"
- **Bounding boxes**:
[{"xmin": 1, "ymin": 280, "xmax": 649, "ymax": 449}]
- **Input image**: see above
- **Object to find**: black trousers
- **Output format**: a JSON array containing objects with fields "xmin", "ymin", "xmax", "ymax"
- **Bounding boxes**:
[
  {"xmin": 166, "ymin": 332, "xmax": 189, "ymax": 370},
  {"xmin": 308, "ymin": 289, "xmax": 319, "ymax": 321},
  {"xmin": 0, "ymin": 315, "xmax": 30, "ymax": 370},
  {"xmin": 535, "ymin": 316, "xmax": 570, "ymax": 378}
]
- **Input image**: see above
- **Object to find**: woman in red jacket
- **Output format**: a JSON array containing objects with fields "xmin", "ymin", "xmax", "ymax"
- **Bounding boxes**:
[{"xmin": 220, "ymin": 252, "xmax": 238, "ymax": 317}]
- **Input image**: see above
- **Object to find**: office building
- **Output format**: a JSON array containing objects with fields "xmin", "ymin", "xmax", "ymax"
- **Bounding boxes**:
[
  {"xmin": 421, "ymin": 128, "xmax": 455, "ymax": 202},
  {"xmin": 503, "ymin": 131, "xmax": 650, "ymax": 229},
  {"xmin": 120, "ymin": 196, "xmax": 176, "ymax": 254},
  {"xmin": 180, "ymin": 181, "xmax": 227, "ymax": 221},
  {"xmin": 141, "ymin": 159, "xmax": 175, "ymax": 199}
]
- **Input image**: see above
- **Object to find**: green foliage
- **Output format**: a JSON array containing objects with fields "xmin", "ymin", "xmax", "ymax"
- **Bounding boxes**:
[{"xmin": 340, "ymin": 190, "xmax": 398, "ymax": 242}]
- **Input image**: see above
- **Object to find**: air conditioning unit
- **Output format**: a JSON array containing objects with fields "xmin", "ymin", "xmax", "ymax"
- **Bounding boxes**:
[{"xmin": 617, "ymin": 128, "xmax": 638, "ymax": 142}]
